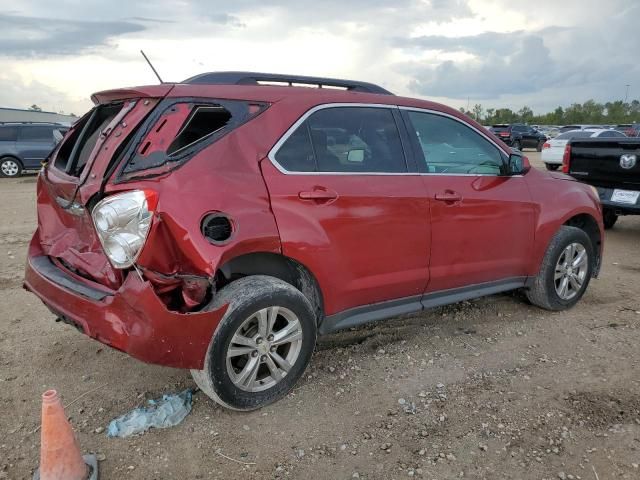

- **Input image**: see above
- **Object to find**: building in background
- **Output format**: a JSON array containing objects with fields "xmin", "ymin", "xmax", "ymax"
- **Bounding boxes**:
[{"xmin": 0, "ymin": 107, "xmax": 76, "ymax": 126}]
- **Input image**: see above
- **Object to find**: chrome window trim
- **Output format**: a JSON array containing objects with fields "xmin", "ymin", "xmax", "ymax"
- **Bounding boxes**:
[
  {"xmin": 399, "ymin": 106, "xmax": 512, "ymax": 177},
  {"xmin": 267, "ymin": 103, "xmax": 416, "ymax": 176}
]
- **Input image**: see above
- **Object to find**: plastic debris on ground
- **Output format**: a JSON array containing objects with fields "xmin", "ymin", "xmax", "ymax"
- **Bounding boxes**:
[{"xmin": 107, "ymin": 389, "xmax": 193, "ymax": 438}]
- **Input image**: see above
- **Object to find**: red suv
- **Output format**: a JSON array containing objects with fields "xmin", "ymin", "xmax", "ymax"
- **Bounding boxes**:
[{"xmin": 24, "ymin": 72, "xmax": 604, "ymax": 410}]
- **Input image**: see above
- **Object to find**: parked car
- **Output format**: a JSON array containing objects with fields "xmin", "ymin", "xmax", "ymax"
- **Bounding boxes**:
[
  {"xmin": 542, "ymin": 129, "xmax": 627, "ymax": 170},
  {"xmin": 558, "ymin": 125, "xmax": 602, "ymax": 134},
  {"xmin": 24, "ymin": 72, "xmax": 604, "ymax": 410},
  {"xmin": 0, "ymin": 123, "xmax": 68, "ymax": 177},
  {"xmin": 563, "ymin": 135, "xmax": 640, "ymax": 229},
  {"xmin": 615, "ymin": 124, "xmax": 640, "ymax": 137},
  {"xmin": 489, "ymin": 123, "xmax": 547, "ymax": 151}
]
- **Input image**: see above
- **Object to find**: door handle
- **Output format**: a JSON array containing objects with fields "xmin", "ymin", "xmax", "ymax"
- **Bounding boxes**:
[
  {"xmin": 299, "ymin": 189, "xmax": 339, "ymax": 201},
  {"xmin": 434, "ymin": 191, "xmax": 462, "ymax": 203}
]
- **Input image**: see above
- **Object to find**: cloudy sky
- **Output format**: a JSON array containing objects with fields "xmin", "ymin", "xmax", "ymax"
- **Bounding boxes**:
[{"xmin": 0, "ymin": 0, "xmax": 637, "ymax": 115}]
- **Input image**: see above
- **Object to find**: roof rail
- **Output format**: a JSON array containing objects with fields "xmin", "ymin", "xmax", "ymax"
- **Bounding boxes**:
[
  {"xmin": 181, "ymin": 71, "xmax": 393, "ymax": 95},
  {"xmin": 0, "ymin": 121, "xmax": 65, "ymax": 126}
]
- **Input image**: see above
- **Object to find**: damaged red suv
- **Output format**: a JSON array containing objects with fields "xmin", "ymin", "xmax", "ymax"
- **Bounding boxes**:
[{"xmin": 24, "ymin": 72, "xmax": 604, "ymax": 410}]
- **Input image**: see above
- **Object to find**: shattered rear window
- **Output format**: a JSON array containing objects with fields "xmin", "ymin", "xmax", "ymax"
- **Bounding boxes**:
[{"xmin": 119, "ymin": 99, "xmax": 266, "ymax": 177}]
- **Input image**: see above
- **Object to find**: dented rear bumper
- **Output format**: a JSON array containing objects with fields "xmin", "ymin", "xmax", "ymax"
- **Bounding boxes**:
[{"xmin": 24, "ymin": 239, "xmax": 227, "ymax": 369}]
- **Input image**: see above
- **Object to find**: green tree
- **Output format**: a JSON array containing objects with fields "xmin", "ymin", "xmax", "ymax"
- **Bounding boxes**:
[
  {"xmin": 472, "ymin": 104, "xmax": 484, "ymax": 122},
  {"xmin": 28, "ymin": 104, "xmax": 42, "ymax": 112},
  {"xmin": 518, "ymin": 106, "xmax": 534, "ymax": 123}
]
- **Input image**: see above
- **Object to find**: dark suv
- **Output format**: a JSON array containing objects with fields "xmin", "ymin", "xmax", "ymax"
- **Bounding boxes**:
[
  {"xmin": 490, "ymin": 124, "xmax": 547, "ymax": 151},
  {"xmin": 24, "ymin": 72, "xmax": 603, "ymax": 410},
  {"xmin": 0, "ymin": 123, "xmax": 68, "ymax": 177}
]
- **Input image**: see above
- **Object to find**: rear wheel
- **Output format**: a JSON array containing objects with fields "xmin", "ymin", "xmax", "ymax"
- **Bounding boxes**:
[
  {"xmin": 526, "ymin": 226, "xmax": 593, "ymax": 311},
  {"xmin": 545, "ymin": 163, "xmax": 560, "ymax": 171},
  {"xmin": 603, "ymin": 209, "xmax": 618, "ymax": 230},
  {"xmin": 512, "ymin": 140, "xmax": 521, "ymax": 150},
  {"xmin": 0, "ymin": 157, "xmax": 22, "ymax": 177},
  {"xmin": 191, "ymin": 275, "xmax": 317, "ymax": 411}
]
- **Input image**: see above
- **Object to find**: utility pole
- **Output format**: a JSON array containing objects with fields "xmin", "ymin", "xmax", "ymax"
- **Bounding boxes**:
[{"xmin": 624, "ymin": 84, "xmax": 630, "ymax": 103}]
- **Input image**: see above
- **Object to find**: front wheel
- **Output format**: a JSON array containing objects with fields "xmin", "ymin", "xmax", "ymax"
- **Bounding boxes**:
[
  {"xmin": 191, "ymin": 275, "xmax": 317, "ymax": 411},
  {"xmin": 0, "ymin": 157, "xmax": 23, "ymax": 177},
  {"xmin": 526, "ymin": 226, "xmax": 593, "ymax": 311},
  {"xmin": 545, "ymin": 163, "xmax": 560, "ymax": 171}
]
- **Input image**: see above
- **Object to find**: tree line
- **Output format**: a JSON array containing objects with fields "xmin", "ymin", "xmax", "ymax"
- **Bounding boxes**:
[{"xmin": 460, "ymin": 99, "xmax": 640, "ymax": 126}]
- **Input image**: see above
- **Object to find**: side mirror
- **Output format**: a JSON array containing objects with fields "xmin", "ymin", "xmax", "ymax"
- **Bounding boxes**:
[
  {"xmin": 347, "ymin": 149, "xmax": 365, "ymax": 163},
  {"xmin": 507, "ymin": 153, "xmax": 530, "ymax": 175}
]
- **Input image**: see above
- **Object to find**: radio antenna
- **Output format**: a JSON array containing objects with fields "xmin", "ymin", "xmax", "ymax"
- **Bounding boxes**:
[{"xmin": 140, "ymin": 50, "xmax": 164, "ymax": 84}]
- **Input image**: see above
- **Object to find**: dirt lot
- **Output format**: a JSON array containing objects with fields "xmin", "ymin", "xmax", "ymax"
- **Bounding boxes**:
[{"xmin": 1, "ymin": 153, "xmax": 640, "ymax": 480}]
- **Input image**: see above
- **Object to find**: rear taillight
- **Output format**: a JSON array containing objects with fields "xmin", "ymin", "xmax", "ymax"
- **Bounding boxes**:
[
  {"xmin": 542, "ymin": 142, "xmax": 550, "ymax": 149},
  {"xmin": 561, "ymin": 144, "xmax": 571, "ymax": 173},
  {"xmin": 499, "ymin": 132, "xmax": 509, "ymax": 136},
  {"xmin": 92, "ymin": 190, "xmax": 157, "ymax": 269}
]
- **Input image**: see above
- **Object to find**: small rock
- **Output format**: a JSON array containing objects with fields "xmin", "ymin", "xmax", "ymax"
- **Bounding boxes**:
[
  {"xmin": 94, "ymin": 426, "xmax": 104, "ymax": 434},
  {"xmin": 558, "ymin": 473, "xmax": 566, "ymax": 480},
  {"xmin": 296, "ymin": 449, "xmax": 305, "ymax": 458},
  {"xmin": 479, "ymin": 444, "xmax": 488, "ymax": 452},
  {"xmin": 446, "ymin": 453, "xmax": 456, "ymax": 461},
  {"xmin": 398, "ymin": 398, "xmax": 407, "ymax": 405},
  {"xmin": 352, "ymin": 474, "xmax": 360, "ymax": 479},
  {"xmin": 436, "ymin": 383, "xmax": 445, "ymax": 389},
  {"xmin": 242, "ymin": 425, "xmax": 250, "ymax": 431},
  {"xmin": 96, "ymin": 453, "xmax": 106, "ymax": 462}
]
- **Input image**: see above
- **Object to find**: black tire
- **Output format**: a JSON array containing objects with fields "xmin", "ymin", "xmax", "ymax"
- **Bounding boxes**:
[
  {"xmin": 191, "ymin": 275, "xmax": 317, "ymax": 411},
  {"xmin": 545, "ymin": 163, "xmax": 560, "ymax": 171},
  {"xmin": 603, "ymin": 209, "xmax": 618, "ymax": 230},
  {"xmin": 526, "ymin": 226, "xmax": 594, "ymax": 311},
  {"xmin": 512, "ymin": 140, "xmax": 521, "ymax": 150},
  {"xmin": 0, "ymin": 157, "xmax": 23, "ymax": 178}
]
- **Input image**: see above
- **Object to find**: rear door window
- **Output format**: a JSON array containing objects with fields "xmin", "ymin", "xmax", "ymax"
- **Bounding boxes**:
[
  {"xmin": 18, "ymin": 126, "xmax": 53, "ymax": 142},
  {"xmin": 274, "ymin": 106, "xmax": 408, "ymax": 173}
]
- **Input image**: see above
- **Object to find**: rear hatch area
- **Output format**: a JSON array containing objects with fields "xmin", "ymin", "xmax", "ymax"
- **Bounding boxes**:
[{"xmin": 35, "ymin": 88, "xmax": 170, "ymax": 289}]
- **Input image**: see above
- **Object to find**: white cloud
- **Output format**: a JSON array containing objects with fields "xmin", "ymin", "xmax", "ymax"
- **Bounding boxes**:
[{"xmin": 0, "ymin": 0, "xmax": 638, "ymax": 114}]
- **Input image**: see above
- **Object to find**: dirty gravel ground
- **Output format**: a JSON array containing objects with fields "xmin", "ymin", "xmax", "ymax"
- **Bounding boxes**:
[{"xmin": 1, "ymin": 152, "xmax": 639, "ymax": 480}]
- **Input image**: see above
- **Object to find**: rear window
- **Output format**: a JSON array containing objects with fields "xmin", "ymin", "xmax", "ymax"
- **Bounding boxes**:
[
  {"xmin": 0, "ymin": 127, "xmax": 17, "ymax": 141},
  {"xmin": 491, "ymin": 125, "xmax": 509, "ymax": 132},
  {"xmin": 556, "ymin": 131, "xmax": 594, "ymax": 140},
  {"xmin": 54, "ymin": 103, "xmax": 123, "ymax": 176}
]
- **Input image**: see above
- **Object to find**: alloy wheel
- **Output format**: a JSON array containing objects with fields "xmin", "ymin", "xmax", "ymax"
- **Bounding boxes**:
[
  {"xmin": 554, "ymin": 242, "xmax": 588, "ymax": 300},
  {"xmin": 1, "ymin": 160, "xmax": 19, "ymax": 177},
  {"xmin": 226, "ymin": 306, "xmax": 303, "ymax": 392}
]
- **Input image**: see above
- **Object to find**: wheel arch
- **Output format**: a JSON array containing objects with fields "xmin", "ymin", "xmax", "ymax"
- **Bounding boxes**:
[
  {"xmin": 563, "ymin": 212, "xmax": 602, "ymax": 276},
  {"xmin": 216, "ymin": 252, "xmax": 324, "ymax": 324}
]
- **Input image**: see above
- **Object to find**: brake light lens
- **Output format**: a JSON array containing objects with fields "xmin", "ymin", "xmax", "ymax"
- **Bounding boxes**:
[
  {"xmin": 542, "ymin": 142, "xmax": 550, "ymax": 149},
  {"xmin": 561, "ymin": 144, "xmax": 571, "ymax": 173},
  {"xmin": 92, "ymin": 190, "xmax": 156, "ymax": 269}
]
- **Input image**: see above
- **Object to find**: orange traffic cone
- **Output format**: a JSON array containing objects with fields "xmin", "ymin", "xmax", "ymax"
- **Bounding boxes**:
[{"xmin": 33, "ymin": 389, "xmax": 98, "ymax": 480}]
